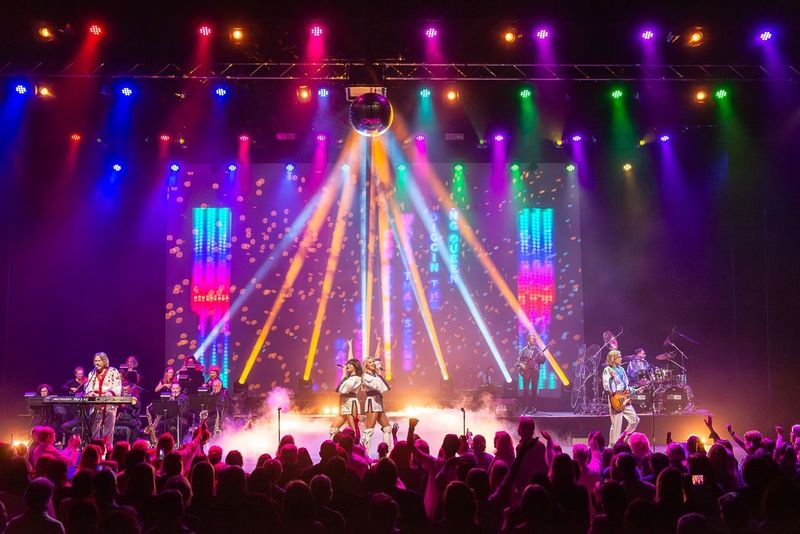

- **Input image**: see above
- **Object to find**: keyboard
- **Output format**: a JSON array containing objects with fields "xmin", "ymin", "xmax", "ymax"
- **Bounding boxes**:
[{"xmin": 40, "ymin": 396, "xmax": 135, "ymax": 405}]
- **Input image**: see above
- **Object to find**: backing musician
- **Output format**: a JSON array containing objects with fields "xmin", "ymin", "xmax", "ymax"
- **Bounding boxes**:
[
  {"xmin": 517, "ymin": 333, "xmax": 546, "ymax": 414},
  {"xmin": 625, "ymin": 348, "xmax": 651, "ymax": 382},
  {"xmin": 602, "ymin": 350, "xmax": 640, "ymax": 443},
  {"xmin": 85, "ymin": 352, "xmax": 123, "ymax": 445}
]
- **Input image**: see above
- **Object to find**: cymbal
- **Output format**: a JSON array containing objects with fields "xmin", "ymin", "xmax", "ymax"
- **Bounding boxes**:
[
  {"xmin": 655, "ymin": 352, "xmax": 675, "ymax": 361},
  {"xmin": 621, "ymin": 355, "xmax": 636, "ymax": 362}
]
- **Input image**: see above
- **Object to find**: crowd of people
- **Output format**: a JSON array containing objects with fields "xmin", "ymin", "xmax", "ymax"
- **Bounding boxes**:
[{"xmin": 0, "ymin": 415, "xmax": 798, "ymax": 533}]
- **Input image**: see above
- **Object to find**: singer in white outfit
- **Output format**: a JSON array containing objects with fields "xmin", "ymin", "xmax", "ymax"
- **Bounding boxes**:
[
  {"xmin": 361, "ymin": 339, "xmax": 392, "ymax": 454},
  {"xmin": 329, "ymin": 340, "xmax": 362, "ymax": 438},
  {"xmin": 85, "ymin": 352, "xmax": 123, "ymax": 445},
  {"xmin": 602, "ymin": 349, "xmax": 639, "ymax": 443}
]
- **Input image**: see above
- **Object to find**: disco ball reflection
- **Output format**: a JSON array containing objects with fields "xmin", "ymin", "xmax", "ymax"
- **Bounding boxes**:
[{"xmin": 349, "ymin": 92, "xmax": 394, "ymax": 137}]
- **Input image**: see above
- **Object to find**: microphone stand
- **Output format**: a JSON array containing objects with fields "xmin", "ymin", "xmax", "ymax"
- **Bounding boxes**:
[
  {"xmin": 460, "ymin": 407, "xmax": 466, "ymax": 436},
  {"xmin": 277, "ymin": 407, "xmax": 282, "ymax": 445},
  {"xmin": 582, "ymin": 329, "xmax": 623, "ymax": 414}
]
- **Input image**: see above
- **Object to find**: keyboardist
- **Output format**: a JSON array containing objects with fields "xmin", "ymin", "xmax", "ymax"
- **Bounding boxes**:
[{"xmin": 84, "ymin": 352, "xmax": 123, "ymax": 445}]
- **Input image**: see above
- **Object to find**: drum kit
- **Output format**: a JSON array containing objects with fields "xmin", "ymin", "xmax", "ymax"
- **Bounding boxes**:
[{"xmin": 571, "ymin": 327, "xmax": 696, "ymax": 415}]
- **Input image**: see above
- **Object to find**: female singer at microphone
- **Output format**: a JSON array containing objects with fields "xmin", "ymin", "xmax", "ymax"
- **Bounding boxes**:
[
  {"xmin": 329, "ymin": 340, "xmax": 362, "ymax": 439},
  {"xmin": 361, "ymin": 337, "xmax": 392, "ymax": 454},
  {"xmin": 85, "ymin": 352, "xmax": 122, "ymax": 445}
]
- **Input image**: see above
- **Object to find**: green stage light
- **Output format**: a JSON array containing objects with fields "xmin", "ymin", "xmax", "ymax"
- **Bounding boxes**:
[
  {"xmin": 419, "ymin": 88, "xmax": 432, "ymax": 98},
  {"xmin": 715, "ymin": 88, "xmax": 728, "ymax": 100},
  {"xmin": 454, "ymin": 163, "xmax": 463, "ymax": 172},
  {"xmin": 566, "ymin": 164, "xmax": 576, "ymax": 172},
  {"xmin": 611, "ymin": 89, "xmax": 624, "ymax": 99},
  {"xmin": 510, "ymin": 163, "xmax": 520, "ymax": 172},
  {"xmin": 519, "ymin": 88, "xmax": 532, "ymax": 98},
  {"xmin": 397, "ymin": 164, "xmax": 407, "ymax": 172}
]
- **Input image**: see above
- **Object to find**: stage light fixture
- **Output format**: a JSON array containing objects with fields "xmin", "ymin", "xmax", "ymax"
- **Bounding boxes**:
[
  {"xmin": 566, "ymin": 164, "xmax": 576, "ymax": 172},
  {"xmin": 510, "ymin": 163, "xmax": 520, "ymax": 171},
  {"xmin": 70, "ymin": 133, "xmax": 81, "ymax": 142},
  {"xmin": 230, "ymin": 27, "xmax": 245, "ymax": 42},
  {"xmin": 88, "ymin": 24, "xmax": 103, "ymax": 37},
  {"xmin": 638, "ymin": 139, "xmax": 646, "ymax": 146},
  {"xmin": 316, "ymin": 133, "xmax": 328, "ymax": 142},
  {"xmin": 695, "ymin": 90, "xmax": 708, "ymax": 103},
  {"xmin": 285, "ymin": 163, "xmax": 295, "ymax": 172},
  {"xmin": 503, "ymin": 29, "xmax": 518, "ymax": 43},
  {"xmin": 228, "ymin": 164, "xmax": 238, "ymax": 172},
  {"xmin": 454, "ymin": 163, "xmax": 463, "ymax": 171},
  {"xmin": 37, "ymin": 25, "xmax": 54, "ymax": 41},
  {"xmin": 688, "ymin": 29, "xmax": 704, "ymax": 46},
  {"xmin": 445, "ymin": 89, "xmax": 459, "ymax": 103},
  {"xmin": 493, "ymin": 133, "xmax": 505, "ymax": 142},
  {"xmin": 397, "ymin": 164, "xmax": 407, "ymax": 172},
  {"xmin": 112, "ymin": 163, "xmax": 122, "ymax": 172},
  {"xmin": 519, "ymin": 88, "xmax": 532, "ymax": 98},
  {"xmin": 622, "ymin": 163, "xmax": 633, "ymax": 171},
  {"xmin": 714, "ymin": 88, "xmax": 728, "ymax": 100},
  {"xmin": 310, "ymin": 25, "xmax": 323, "ymax": 37},
  {"xmin": 611, "ymin": 88, "xmax": 624, "ymax": 99},
  {"xmin": 297, "ymin": 86, "xmax": 311, "ymax": 102},
  {"xmin": 120, "ymin": 86, "xmax": 133, "ymax": 97},
  {"xmin": 36, "ymin": 85, "xmax": 53, "ymax": 98},
  {"xmin": 341, "ymin": 164, "xmax": 351, "ymax": 172},
  {"xmin": 419, "ymin": 88, "xmax": 432, "ymax": 98},
  {"xmin": 317, "ymin": 88, "xmax": 329, "ymax": 98},
  {"xmin": 239, "ymin": 134, "xmax": 250, "ymax": 142},
  {"xmin": 535, "ymin": 28, "xmax": 549, "ymax": 40},
  {"xmin": 759, "ymin": 30, "xmax": 773, "ymax": 41},
  {"xmin": 199, "ymin": 25, "xmax": 212, "ymax": 37},
  {"xmin": 660, "ymin": 135, "xmax": 670, "ymax": 142},
  {"xmin": 555, "ymin": 139, "xmax": 564, "ymax": 147},
  {"xmin": 170, "ymin": 164, "xmax": 180, "ymax": 172},
  {"xmin": 571, "ymin": 134, "xmax": 582, "ymax": 142},
  {"xmin": 14, "ymin": 84, "xmax": 28, "ymax": 95},
  {"xmin": 425, "ymin": 27, "xmax": 438, "ymax": 38},
  {"xmin": 214, "ymin": 86, "xmax": 227, "ymax": 97},
  {"xmin": 159, "ymin": 134, "xmax": 171, "ymax": 142},
  {"xmin": 641, "ymin": 29, "xmax": 655, "ymax": 40}
]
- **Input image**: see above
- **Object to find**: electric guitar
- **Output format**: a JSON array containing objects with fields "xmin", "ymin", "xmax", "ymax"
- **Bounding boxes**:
[
  {"xmin": 609, "ymin": 386, "xmax": 640, "ymax": 413},
  {"xmin": 517, "ymin": 340, "xmax": 554, "ymax": 379}
]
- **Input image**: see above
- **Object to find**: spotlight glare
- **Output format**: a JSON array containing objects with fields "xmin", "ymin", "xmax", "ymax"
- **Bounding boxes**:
[
  {"xmin": 611, "ymin": 88, "xmax": 624, "ymax": 99},
  {"xmin": 14, "ymin": 84, "xmax": 28, "ymax": 95},
  {"xmin": 37, "ymin": 85, "xmax": 52, "ymax": 97},
  {"xmin": 688, "ymin": 30, "xmax": 704, "ymax": 46},
  {"xmin": 317, "ymin": 88, "xmax": 329, "ymax": 98},
  {"xmin": 425, "ymin": 27, "xmax": 438, "ymax": 39},
  {"xmin": 120, "ymin": 86, "xmax": 133, "ymax": 97},
  {"xmin": 623, "ymin": 163, "xmax": 633, "ymax": 171},
  {"xmin": 414, "ymin": 134, "xmax": 426, "ymax": 142},
  {"xmin": 397, "ymin": 164, "xmax": 407, "ymax": 172},
  {"xmin": 571, "ymin": 134, "xmax": 582, "ymax": 142},
  {"xmin": 316, "ymin": 133, "xmax": 327, "ymax": 142},
  {"xmin": 510, "ymin": 163, "xmax": 520, "ymax": 171},
  {"xmin": 759, "ymin": 30, "xmax": 773, "ymax": 41},
  {"xmin": 214, "ymin": 86, "xmax": 227, "ymax": 97},
  {"xmin": 566, "ymin": 163, "xmax": 576, "ymax": 172},
  {"xmin": 230, "ymin": 27, "xmax": 245, "ymax": 42},
  {"xmin": 239, "ymin": 134, "xmax": 250, "ymax": 142},
  {"xmin": 639, "ymin": 139, "xmax": 646, "ymax": 146},
  {"xmin": 445, "ymin": 89, "xmax": 459, "ymax": 102},
  {"xmin": 503, "ymin": 30, "xmax": 517, "ymax": 43},
  {"xmin": 199, "ymin": 25, "xmax": 212, "ymax": 37},
  {"xmin": 310, "ymin": 25, "xmax": 323, "ymax": 37},
  {"xmin": 695, "ymin": 90, "xmax": 708, "ymax": 102},
  {"xmin": 70, "ymin": 133, "xmax": 81, "ymax": 142},
  {"xmin": 285, "ymin": 163, "xmax": 295, "ymax": 172},
  {"xmin": 160, "ymin": 134, "xmax": 171, "ymax": 142},
  {"xmin": 170, "ymin": 164, "xmax": 180, "ymax": 172},
  {"xmin": 419, "ymin": 88, "xmax": 432, "ymax": 98},
  {"xmin": 88, "ymin": 24, "xmax": 103, "ymax": 37},
  {"xmin": 519, "ymin": 88, "xmax": 532, "ymax": 98},
  {"xmin": 38, "ymin": 26, "xmax": 54, "ymax": 40},
  {"xmin": 641, "ymin": 29, "xmax": 655, "ymax": 40},
  {"xmin": 297, "ymin": 86, "xmax": 311, "ymax": 102},
  {"xmin": 493, "ymin": 133, "xmax": 505, "ymax": 142},
  {"xmin": 341, "ymin": 164, "xmax": 350, "ymax": 172},
  {"xmin": 659, "ymin": 135, "xmax": 670, "ymax": 142},
  {"xmin": 714, "ymin": 88, "xmax": 728, "ymax": 100},
  {"xmin": 535, "ymin": 28, "xmax": 549, "ymax": 40},
  {"xmin": 228, "ymin": 164, "xmax": 238, "ymax": 172},
  {"xmin": 112, "ymin": 164, "xmax": 122, "ymax": 172}
]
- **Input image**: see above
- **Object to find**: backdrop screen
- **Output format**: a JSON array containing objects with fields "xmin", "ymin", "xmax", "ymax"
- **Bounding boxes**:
[{"xmin": 165, "ymin": 162, "xmax": 584, "ymax": 399}]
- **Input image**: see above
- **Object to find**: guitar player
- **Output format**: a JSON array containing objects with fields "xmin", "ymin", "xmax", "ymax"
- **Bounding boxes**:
[
  {"xmin": 602, "ymin": 349, "xmax": 640, "ymax": 443},
  {"xmin": 517, "ymin": 333, "xmax": 546, "ymax": 414}
]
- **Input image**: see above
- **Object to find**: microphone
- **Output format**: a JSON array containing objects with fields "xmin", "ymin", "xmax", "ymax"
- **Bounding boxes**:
[
  {"xmin": 663, "ymin": 326, "xmax": 675, "ymax": 347},
  {"xmin": 336, "ymin": 363, "xmax": 344, "ymax": 368}
]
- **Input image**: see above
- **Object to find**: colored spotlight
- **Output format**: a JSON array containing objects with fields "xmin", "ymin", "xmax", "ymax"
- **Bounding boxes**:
[
  {"xmin": 611, "ymin": 88, "xmax": 624, "ymax": 99},
  {"xmin": 519, "ymin": 88, "xmax": 532, "ymax": 98},
  {"xmin": 535, "ymin": 28, "xmax": 549, "ymax": 40},
  {"xmin": 759, "ymin": 30, "xmax": 773, "ymax": 41},
  {"xmin": 88, "ymin": 24, "xmax": 103, "ymax": 37},
  {"xmin": 14, "ymin": 84, "xmax": 28, "ymax": 95},
  {"xmin": 566, "ymin": 163, "xmax": 576, "ymax": 172},
  {"xmin": 638, "ymin": 139, "xmax": 646, "ymax": 146},
  {"xmin": 317, "ymin": 88, "xmax": 329, "ymax": 98},
  {"xmin": 286, "ymin": 163, "xmax": 295, "ymax": 172},
  {"xmin": 425, "ymin": 27, "xmax": 438, "ymax": 38},
  {"xmin": 112, "ymin": 163, "xmax": 122, "ymax": 172},
  {"xmin": 397, "ymin": 164, "xmax": 407, "ymax": 172},
  {"xmin": 695, "ymin": 90, "xmax": 708, "ymax": 103},
  {"xmin": 316, "ymin": 133, "xmax": 328, "ymax": 142},
  {"xmin": 238, "ymin": 134, "xmax": 250, "ymax": 142},
  {"xmin": 493, "ymin": 133, "xmax": 505, "ymax": 142},
  {"xmin": 571, "ymin": 134, "xmax": 582, "ymax": 142},
  {"xmin": 214, "ymin": 86, "xmax": 227, "ymax": 97},
  {"xmin": 38, "ymin": 26, "xmax": 54, "ymax": 40},
  {"xmin": 688, "ymin": 30, "xmax": 704, "ymax": 46},
  {"xmin": 659, "ymin": 135, "xmax": 670, "ymax": 142},
  {"xmin": 297, "ymin": 86, "xmax": 311, "ymax": 102},
  {"xmin": 419, "ymin": 88, "xmax": 432, "ymax": 98},
  {"xmin": 641, "ymin": 29, "xmax": 655, "ymax": 40},
  {"xmin": 510, "ymin": 163, "xmax": 520, "ymax": 171},
  {"xmin": 414, "ymin": 134, "xmax": 426, "ymax": 142},
  {"xmin": 70, "ymin": 133, "xmax": 81, "ymax": 142},
  {"xmin": 445, "ymin": 89, "xmax": 459, "ymax": 102},
  {"xmin": 503, "ymin": 29, "xmax": 518, "ymax": 43},
  {"xmin": 454, "ymin": 163, "xmax": 463, "ymax": 172},
  {"xmin": 199, "ymin": 25, "xmax": 212, "ymax": 37},
  {"xmin": 622, "ymin": 163, "xmax": 633, "ymax": 171},
  {"xmin": 120, "ymin": 86, "xmax": 133, "ymax": 97},
  {"xmin": 159, "ymin": 134, "xmax": 171, "ymax": 142},
  {"xmin": 170, "ymin": 163, "xmax": 180, "ymax": 172},
  {"xmin": 36, "ymin": 85, "xmax": 53, "ymax": 97},
  {"xmin": 310, "ymin": 25, "xmax": 323, "ymax": 37},
  {"xmin": 714, "ymin": 88, "xmax": 728, "ymax": 99},
  {"xmin": 228, "ymin": 164, "xmax": 238, "ymax": 172},
  {"xmin": 230, "ymin": 27, "xmax": 245, "ymax": 42}
]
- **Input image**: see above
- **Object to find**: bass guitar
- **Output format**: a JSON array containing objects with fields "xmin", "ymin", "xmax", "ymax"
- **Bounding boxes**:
[{"xmin": 517, "ymin": 340, "xmax": 554, "ymax": 379}]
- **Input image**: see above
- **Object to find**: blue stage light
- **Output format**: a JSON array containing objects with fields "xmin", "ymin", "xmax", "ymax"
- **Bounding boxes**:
[
  {"xmin": 170, "ymin": 164, "xmax": 180, "ymax": 172},
  {"xmin": 286, "ymin": 163, "xmax": 295, "ymax": 172},
  {"xmin": 120, "ymin": 87, "xmax": 133, "ymax": 97},
  {"xmin": 215, "ymin": 87, "xmax": 227, "ymax": 97},
  {"xmin": 112, "ymin": 164, "xmax": 122, "ymax": 172},
  {"xmin": 317, "ymin": 88, "xmax": 329, "ymax": 98},
  {"xmin": 228, "ymin": 164, "xmax": 237, "ymax": 172},
  {"xmin": 14, "ymin": 84, "xmax": 29, "ymax": 95}
]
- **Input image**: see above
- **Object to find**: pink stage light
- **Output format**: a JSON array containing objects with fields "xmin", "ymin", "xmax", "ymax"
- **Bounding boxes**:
[
  {"xmin": 310, "ymin": 25, "xmax": 323, "ymax": 37},
  {"xmin": 316, "ymin": 133, "xmax": 327, "ymax": 142},
  {"xmin": 425, "ymin": 27, "xmax": 438, "ymax": 38},
  {"xmin": 415, "ymin": 134, "xmax": 426, "ymax": 142},
  {"xmin": 88, "ymin": 24, "xmax": 103, "ymax": 37},
  {"xmin": 199, "ymin": 25, "xmax": 212, "ymax": 37},
  {"xmin": 239, "ymin": 134, "xmax": 250, "ymax": 142},
  {"xmin": 493, "ymin": 133, "xmax": 505, "ymax": 142},
  {"xmin": 159, "ymin": 134, "xmax": 171, "ymax": 142},
  {"xmin": 535, "ymin": 28, "xmax": 549, "ymax": 40},
  {"xmin": 641, "ymin": 29, "xmax": 655, "ymax": 40}
]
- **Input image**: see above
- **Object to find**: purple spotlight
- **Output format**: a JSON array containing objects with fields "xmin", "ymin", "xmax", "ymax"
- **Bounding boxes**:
[
  {"xmin": 659, "ymin": 134, "xmax": 670, "ymax": 142},
  {"xmin": 425, "ymin": 27, "xmax": 438, "ymax": 39},
  {"xmin": 316, "ymin": 133, "xmax": 327, "ymax": 142},
  {"xmin": 414, "ymin": 134, "xmax": 426, "ymax": 142},
  {"xmin": 493, "ymin": 133, "xmax": 505, "ymax": 142},
  {"xmin": 759, "ymin": 30, "xmax": 773, "ymax": 41},
  {"xmin": 641, "ymin": 29, "xmax": 655, "ymax": 40},
  {"xmin": 535, "ymin": 28, "xmax": 549, "ymax": 40},
  {"xmin": 571, "ymin": 134, "xmax": 582, "ymax": 142}
]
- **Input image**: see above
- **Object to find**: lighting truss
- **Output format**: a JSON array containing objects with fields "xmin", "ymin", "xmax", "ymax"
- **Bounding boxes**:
[{"xmin": 0, "ymin": 61, "xmax": 797, "ymax": 81}]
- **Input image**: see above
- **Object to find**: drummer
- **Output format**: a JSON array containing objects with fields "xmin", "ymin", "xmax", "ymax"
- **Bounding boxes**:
[{"xmin": 626, "ymin": 348, "xmax": 652, "ymax": 383}]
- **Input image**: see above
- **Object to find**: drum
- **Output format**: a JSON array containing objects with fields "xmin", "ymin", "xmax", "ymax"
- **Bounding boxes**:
[
  {"xmin": 632, "ymin": 369, "xmax": 654, "ymax": 387},
  {"xmin": 630, "ymin": 387, "xmax": 653, "ymax": 412},
  {"xmin": 654, "ymin": 368, "xmax": 674, "ymax": 384},
  {"xmin": 657, "ymin": 384, "xmax": 692, "ymax": 414}
]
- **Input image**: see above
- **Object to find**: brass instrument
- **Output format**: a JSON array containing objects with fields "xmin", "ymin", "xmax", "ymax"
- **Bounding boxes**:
[
  {"xmin": 143, "ymin": 404, "xmax": 162, "ymax": 448},
  {"xmin": 214, "ymin": 409, "xmax": 223, "ymax": 436}
]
